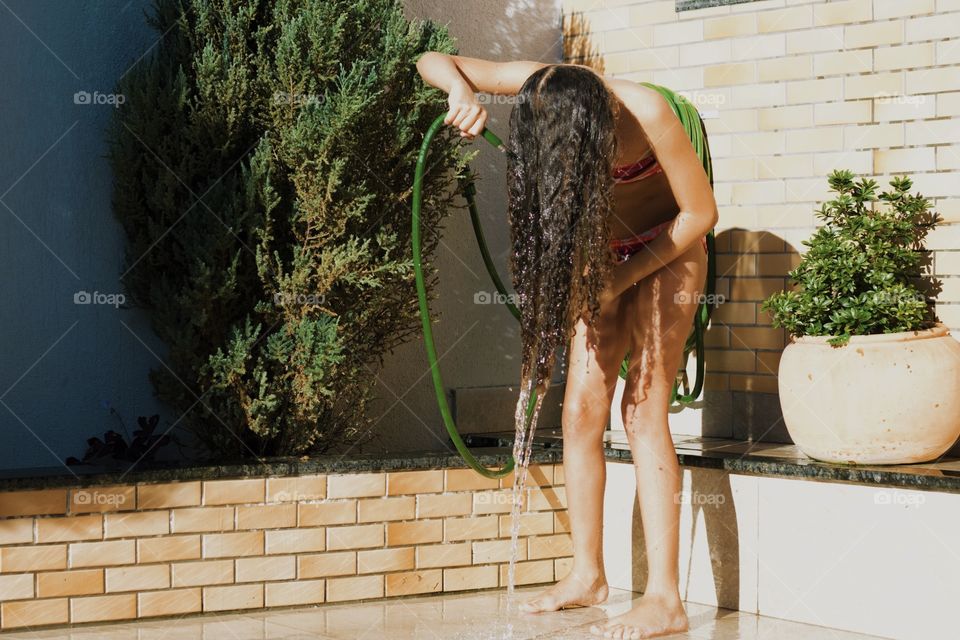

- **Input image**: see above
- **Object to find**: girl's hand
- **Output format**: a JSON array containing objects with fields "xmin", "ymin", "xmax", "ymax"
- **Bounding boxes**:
[
  {"xmin": 598, "ymin": 261, "xmax": 634, "ymax": 309},
  {"xmin": 583, "ymin": 260, "xmax": 624, "ymax": 311},
  {"xmin": 445, "ymin": 82, "xmax": 488, "ymax": 140},
  {"xmin": 579, "ymin": 258, "xmax": 628, "ymax": 320},
  {"xmin": 598, "ymin": 279, "xmax": 618, "ymax": 310}
]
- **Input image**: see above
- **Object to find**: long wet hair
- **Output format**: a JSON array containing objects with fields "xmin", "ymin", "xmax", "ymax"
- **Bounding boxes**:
[{"xmin": 506, "ymin": 64, "xmax": 620, "ymax": 395}]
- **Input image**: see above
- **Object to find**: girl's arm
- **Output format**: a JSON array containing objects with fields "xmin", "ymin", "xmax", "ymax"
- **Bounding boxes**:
[
  {"xmin": 602, "ymin": 83, "xmax": 719, "ymax": 304},
  {"xmin": 415, "ymin": 53, "xmax": 548, "ymax": 139}
]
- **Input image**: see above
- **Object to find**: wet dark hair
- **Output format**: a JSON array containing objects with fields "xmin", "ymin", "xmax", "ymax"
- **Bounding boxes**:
[{"xmin": 506, "ymin": 64, "xmax": 620, "ymax": 395}]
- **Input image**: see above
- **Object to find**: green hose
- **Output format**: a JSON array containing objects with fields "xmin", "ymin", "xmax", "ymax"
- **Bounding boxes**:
[
  {"xmin": 411, "ymin": 82, "xmax": 716, "ymax": 478},
  {"xmin": 412, "ymin": 116, "xmax": 519, "ymax": 478}
]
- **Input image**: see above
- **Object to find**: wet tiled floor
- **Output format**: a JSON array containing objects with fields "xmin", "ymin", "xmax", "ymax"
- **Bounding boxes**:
[{"xmin": 1, "ymin": 586, "xmax": 886, "ymax": 639}]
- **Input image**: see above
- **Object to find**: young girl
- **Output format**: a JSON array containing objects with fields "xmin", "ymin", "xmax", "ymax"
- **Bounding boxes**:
[{"xmin": 416, "ymin": 53, "xmax": 717, "ymax": 639}]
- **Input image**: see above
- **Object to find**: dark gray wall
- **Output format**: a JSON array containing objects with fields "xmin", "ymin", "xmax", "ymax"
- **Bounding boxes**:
[
  {"xmin": 0, "ymin": 0, "xmax": 562, "ymax": 469},
  {"xmin": 0, "ymin": 1, "xmax": 167, "ymax": 470}
]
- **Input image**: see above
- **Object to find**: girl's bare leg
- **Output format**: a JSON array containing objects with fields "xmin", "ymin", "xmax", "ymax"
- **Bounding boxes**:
[
  {"xmin": 520, "ymin": 290, "xmax": 632, "ymax": 613},
  {"xmin": 591, "ymin": 241, "xmax": 706, "ymax": 639}
]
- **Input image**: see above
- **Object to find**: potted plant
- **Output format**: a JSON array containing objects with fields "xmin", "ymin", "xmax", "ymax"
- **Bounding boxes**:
[{"xmin": 761, "ymin": 170, "xmax": 960, "ymax": 464}]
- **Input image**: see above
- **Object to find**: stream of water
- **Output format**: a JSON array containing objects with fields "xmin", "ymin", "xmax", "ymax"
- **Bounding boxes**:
[{"xmin": 504, "ymin": 380, "xmax": 546, "ymax": 605}]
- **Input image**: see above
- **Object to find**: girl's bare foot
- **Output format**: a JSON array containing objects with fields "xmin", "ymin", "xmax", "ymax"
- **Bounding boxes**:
[
  {"xmin": 518, "ymin": 571, "xmax": 609, "ymax": 613},
  {"xmin": 589, "ymin": 592, "xmax": 688, "ymax": 638}
]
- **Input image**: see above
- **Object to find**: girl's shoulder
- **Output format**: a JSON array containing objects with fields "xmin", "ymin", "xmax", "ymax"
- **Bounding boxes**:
[{"xmin": 604, "ymin": 78, "xmax": 673, "ymax": 123}]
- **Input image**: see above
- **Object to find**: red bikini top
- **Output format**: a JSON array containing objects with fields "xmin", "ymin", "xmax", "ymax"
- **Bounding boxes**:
[{"xmin": 612, "ymin": 149, "xmax": 663, "ymax": 184}]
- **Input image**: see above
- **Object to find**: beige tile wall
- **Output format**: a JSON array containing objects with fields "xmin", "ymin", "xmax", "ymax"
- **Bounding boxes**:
[
  {"xmin": 563, "ymin": 0, "xmax": 960, "ymax": 398},
  {"xmin": 0, "ymin": 466, "xmax": 569, "ymax": 630}
]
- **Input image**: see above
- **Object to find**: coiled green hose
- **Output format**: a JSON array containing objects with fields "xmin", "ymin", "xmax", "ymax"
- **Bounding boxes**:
[{"xmin": 411, "ymin": 82, "xmax": 716, "ymax": 478}]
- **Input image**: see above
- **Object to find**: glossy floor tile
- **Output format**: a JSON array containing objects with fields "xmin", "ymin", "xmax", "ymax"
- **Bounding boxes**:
[{"xmin": 0, "ymin": 586, "xmax": 887, "ymax": 639}]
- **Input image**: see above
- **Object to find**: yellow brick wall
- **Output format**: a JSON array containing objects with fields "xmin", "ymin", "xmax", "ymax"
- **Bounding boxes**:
[
  {"xmin": 0, "ymin": 467, "xmax": 569, "ymax": 630},
  {"xmin": 563, "ymin": 0, "xmax": 960, "ymax": 398}
]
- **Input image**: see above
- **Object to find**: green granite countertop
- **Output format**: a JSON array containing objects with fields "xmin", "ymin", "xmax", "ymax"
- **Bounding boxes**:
[
  {"xmin": 0, "ymin": 449, "xmax": 561, "ymax": 492},
  {"xmin": 469, "ymin": 430, "xmax": 960, "ymax": 495},
  {"xmin": 676, "ymin": 0, "xmax": 760, "ymax": 11},
  {"xmin": 4, "ymin": 431, "xmax": 960, "ymax": 495}
]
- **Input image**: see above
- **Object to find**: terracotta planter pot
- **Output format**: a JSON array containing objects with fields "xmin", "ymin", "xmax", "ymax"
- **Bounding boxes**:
[{"xmin": 778, "ymin": 322, "xmax": 960, "ymax": 464}]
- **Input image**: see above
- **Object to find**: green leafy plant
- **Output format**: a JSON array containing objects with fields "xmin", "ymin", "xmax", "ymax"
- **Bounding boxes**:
[
  {"xmin": 109, "ymin": 0, "xmax": 468, "ymax": 458},
  {"xmin": 761, "ymin": 170, "xmax": 940, "ymax": 347}
]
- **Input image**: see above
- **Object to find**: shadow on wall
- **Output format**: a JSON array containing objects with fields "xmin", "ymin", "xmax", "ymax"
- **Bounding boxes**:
[
  {"xmin": 563, "ymin": 11, "xmax": 605, "ymax": 72},
  {"xmin": 375, "ymin": 3, "xmax": 626, "ymax": 454},
  {"xmin": 700, "ymin": 227, "xmax": 801, "ymax": 444},
  {"xmin": 604, "ymin": 227, "xmax": 802, "ymax": 446},
  {"xmin": 0, "ymin": 0, "xmax": 167, "ymax": 470},
  {"xmin": 373, "ymin": 0, "xmax": 566, "ymax": 453}
]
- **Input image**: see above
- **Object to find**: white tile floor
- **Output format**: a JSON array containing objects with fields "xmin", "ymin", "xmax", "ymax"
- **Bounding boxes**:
[{"xmin": 2, "ymin": 587, "xmax": 887, "ymax": 639}]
